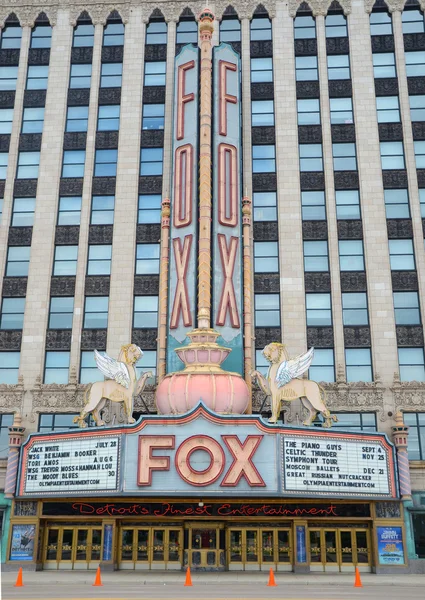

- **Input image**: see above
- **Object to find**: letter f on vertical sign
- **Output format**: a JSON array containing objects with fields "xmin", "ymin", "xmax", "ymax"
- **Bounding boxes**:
[
  {"xmin": 177, "ymin": 61, "xmax": 195, "ymax": 140},
  {"xmin": 219, "ymin": 60, "xmax": 237, "ymax": 136},
  {"xmin": 170, "ymin": 235, "xmax": 193, "ymax": 329},
  {"xmin": 216, "ymin": 234, "xmax": 240, "ymax": 328}
]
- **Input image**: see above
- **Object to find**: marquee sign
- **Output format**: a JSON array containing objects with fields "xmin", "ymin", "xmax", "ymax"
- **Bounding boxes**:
[{"xmin": 16, "ymin": 405, "xmax": 398, "ymax": 500}]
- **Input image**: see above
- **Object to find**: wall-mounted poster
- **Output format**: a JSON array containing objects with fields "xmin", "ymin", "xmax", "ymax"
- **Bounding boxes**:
[
  {"xmin": 10, "ymin": 524, "xmax": 36, "ymax": 561},
  {"xmin": 377, "ymin": 526, "xmax": 404, "ymax": 565}
]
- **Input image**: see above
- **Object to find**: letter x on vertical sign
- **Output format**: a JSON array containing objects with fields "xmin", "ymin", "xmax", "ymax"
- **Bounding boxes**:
[
  {"xmin": 216, "ymin": 234, "xmax": 240, "ymax": 328},
  {"xmin": 170, "ymin": 235, "xmax": 193, "ymax": 329}
]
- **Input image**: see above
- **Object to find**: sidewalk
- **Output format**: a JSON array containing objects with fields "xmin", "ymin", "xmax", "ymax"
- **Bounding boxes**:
[{"xmin": 1, "ymin": 570, "xmax": 425, "ymax": 586}]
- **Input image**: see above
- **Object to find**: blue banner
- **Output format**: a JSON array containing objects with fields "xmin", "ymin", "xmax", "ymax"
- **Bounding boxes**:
[
  {"xmin": 377, "ymin": 526, "xmax": 404, "ymax": 565},
  {"xmin": 296, "ymin": 525, "xmax": 307, "ymax": 563},
  {"xmin": 10, "ymin": 524, "xmax": 35, "ymax": 561}
]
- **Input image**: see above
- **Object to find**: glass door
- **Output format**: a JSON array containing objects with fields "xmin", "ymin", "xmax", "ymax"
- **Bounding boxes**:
[
  {"xmin": 339, "ymin": 529, "xmax": 354, "ymax": 572},
  {"xmin": 119, "ymin": 528, "xmax": 135, "ymax": 569},
  {"xmin": 324, "ymin": 529, "xmax": 338, "ymax": 571},
  {"xmin": 228, "ymin": 528, "xmax": 292, "ymax": 571},
  {"xmin": 189, "ymin": 527, "xmax": 219, "ymax": 569},
  {"xmin": 44, "ymin": 528, "xmax": 60, "ymax": 570},
  {"xmin": 309, "ymin": 529, "xmax": 323, "ymax": 571},
  {"xmin": 276, "ymin": 529, "xmax": 292, "ymax": 571},
  {"xmin": 119, "ymin": 527, "xmax": 183, "ymax": 570},
  {"xmin": 354, "ymin": 529, "xmax": 371, "ymax": 571},
  {"xmin": 58, "ymin": 529, "xmax": 75, "ymax": 570}
]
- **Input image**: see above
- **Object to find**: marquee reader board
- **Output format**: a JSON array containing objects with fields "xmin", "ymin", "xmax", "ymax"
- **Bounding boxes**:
[
  {"xmin": 282, "ymin": 430, "xmax": 397, "ymax": 498},
  {"xmin": 18, "ymin": 430, "xmax": 120, "ymax": 496}
]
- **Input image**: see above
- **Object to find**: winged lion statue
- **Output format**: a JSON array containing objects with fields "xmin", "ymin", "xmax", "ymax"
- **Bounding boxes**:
[
  {"xmin": 73, "ymin": 343, "xmax": 152, "ymax": 428},
  {"xmin": 251, "ymin": 343, "xmax": 337, "ymax": 428}
]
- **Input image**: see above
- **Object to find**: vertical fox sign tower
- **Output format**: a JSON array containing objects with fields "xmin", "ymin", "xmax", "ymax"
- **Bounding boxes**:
[{"xmin": 157, "ymin": 9, "xmax": 250, "ymax": 414}]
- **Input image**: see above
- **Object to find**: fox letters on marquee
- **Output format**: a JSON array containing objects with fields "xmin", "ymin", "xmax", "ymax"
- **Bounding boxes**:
[{"xmin": 17, "ymin": 406, "xmax": 398, "ymax": 500}]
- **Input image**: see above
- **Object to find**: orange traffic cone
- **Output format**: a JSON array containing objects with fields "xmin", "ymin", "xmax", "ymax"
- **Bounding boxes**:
[
  {"xmin": 267, "ymin": 567, "xmax": 277, "ymax": 587},
  {"xmin": 14, "ymin": 567, "xmax": 24, "ymax": 587},
  {"xmin": 354, "ymin": 567, "xmax": 363, "ymax": 588},
  {"xmin": 184, "ymin": 566, "xmax": 193, "ymax": 587},
  {"xmin": 92, "ymin": 566, "xmax": 103, "ymax": 587}
]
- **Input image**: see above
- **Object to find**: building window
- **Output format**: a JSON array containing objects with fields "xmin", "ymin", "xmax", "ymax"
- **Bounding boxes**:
[
  {"xmin": 295, "ymin": 55, "xmax": 318, "ymax": 81},
  {"xmin": 73, "ymin": 22, "xmax": 95, "ymax": 47},
  {"xmin": 87, "ymin": 244, "xmax": 112, "ymax": 275},
  {"xmin": 1, "ymin": 25, "xmax": 22, "ymax": 49},
  {"xmin": 83, "ymin": 296, "xmax": 109, "ymax": 328},
  {"xmin": 255, "ymin": 349, "xmax": 269, "ymax": 376},
  {"xmin": 304, "ymin": 240, "xmax": 329, "ymax": 272},
  {"xmin": 405, "ymin": 51, "xmax": 425, "ymax": 77},
  {"xmin": 336, "ymin": 190, "xmax": 360, "ymax": 219},
  {"xmin": 58, "ymin": 196, "xmax": 81, "ymax": 225},
  {"xmin": 314, "ymin": 412, "xmax": 377, "ymax": 431},
  {"xmin": 415, "ymin": 141, "xmax": 425, "ymax": 168},
  {"xmin": 306, "ymin": 293, "xmax": 332, "ymax": 326},
  {"xmin": 219, "ymin": 17, "xmax": 241, "ymax": 42},
  {"xmin": 142, "ymin": 103, "xmax": 165, "ymax": 130},
  {"xmin": 22, "ymin": 107, "xmax": 44, "ymax": 133},
  {"xmin": 327, "ymin": 55, "xmax": 350, "ymax": 80},
  {"xmin": 6, "ymin": 246, "xmax": 30, "ymax": 276},
  {"xmin": 80, "ymin": 351, "xmax": 104, "ymax": 384},
  {"xmin": 370, "ymin": 11, "xmax": 392, "ymax": 35},
  {"xmin": 398, "ymin": 347, "xmax": 425, "ymax": 381},
  {"xmin": 12, "ymin": 197, "xmax": 35, "ymax": 226},
  {"xmin": 66, "ymin": 106, "xmax": 88, "ymax": 132},
  {"xmin": 0, "ymin": 152, "xmax": 7, "ymax": 178},
  {"xmin": 103, "ymin": 21, "xmax": 124, "ymax": 46},
  {"xmin": 254, "ymin": 293, "xmax": 280, "ymax": 327},
  {"xmin": 252, "ymin": 145, "xmax": 275, "ymax": 173},
  {"xmin": 70, "ymin": 64, "xmax": 92, "ymax": 89},
  {"xmin": 254, "ymin": 241, "xmax": 279, "ymax": 273},
  {"xmin": 144, "ymin": 62, "xmax": 166, "ymax": 86},
  {"xmin": 339, "ymin": 240, "xmax": 364, "ymax": 271},
  {"xmin": 301, "ymin": 191, "xmax": 326, "ymax": 220},
  {"xmin": 297, "ymin": 99, "xmax": 320, "ymax": 125},
  {"xmin": 376, "ymin": 96, "xmax": 400, "ymax": 123},
  {"xmin": 26, "ymin": 65, "xmax": 49, "ymax": 90},
  {"xmin": 409, "ymin": 95, "xmax": 425, "ymax": 121},
  {"xmin": 0, "ymin": 66, "xmax": 18, "ymax": 90},
  {"xmin": 384, "ymin": 189, "xmax": 410, "ymax": 219},
  {"xmin": 372, "ymin": 53, "xmax": 396, "ymax": 78},
  {"xmin": 176, "ymin": 19, "xmax": 198, "ymax": 44},
  {"xmin": 325, "ymin": 13, "xmax": 347, "ymax": 37},
  {"xmin": 136, "ymin": 244, "xmax": 160, "ymax": 274},
  {"xmin": 62, "ymin": 150, "xmax": 86, "ymax": 178},
  {"xmin": 251, "ymin": 57, "xmax": 273, "ymax": 83},
  {"xmin": 98, "ymin": 105, "xmax": 120, "ymax": 131},
  {"xmin": 253, "ymin": 191, "xmax": 277, "ymax": 222},
  {"xmin": 134, "ymin": 296, "xmax": 159, "ymax": 328},
  {"xmin": 146, "ymin": 20, "xmax": 167, "ymax": 44},
  {"xmin": 346, "ymin": 348, "xmax": 372, "ymax": 382},
  {"xmin": 44, "ymin": 351, "xmax": 70, "ymax": 384},
  {"xmin": 294, "ymin": 15, "xmax": 316, "ymax": 39},
  {"xmin": 94, "ymin": 149, "xmax": 117, "ymax": 177},
  {"xmin": 0, "ymin": 108, "xmax": 13, "ymax": 133},
  {"xmin": 0, "ymin": 353, "xmax": 20, "ymax": 384},
  {"xmin": 91, "ymin": 195, "xmax": 114, "ymax": 224},
  {"xmin": 342, "ymin": 292, "xmax": 369, "ymax": 326},
  {"xmin": 31, "ymin": 24, "xmax": 52, "ymax": 48},
  {"xmin": 100, "ymin": 63, "xmax": 122, "ymax": 88},
  {"xmin": 53, "ymin": 245, "xmax": 78, "ymax": 276},
  {"xmin": 17, "ymin": 151, "xmax": 39, "ymax": 179},
  {"xmin": 389, "ymin": 239, "xmax": 415, "ymax": 270},
  {"xmin": 38, "ymin": 413, "xmax": 81, "ymax": 431},
  {"xmin": 0, "ymin": 298, "xmax": 25, "ymax": 329},
  {"xmin": 299, "ymin": 144, "xmax": 323, "ymax": 171},
  {"xmin": 309, "ymin": 348, "xmax": 335, "ymax": 382},
  {"xmin": 252, "ymin": 100, "xmax": 275, "ymax": 127},
  {"xmin": 402, "ymin": 9, "xmax": 424, "ymax": 34},
  {"xmin": 140, "ymin": 148, "xmax": 163, "ymax": 176},
  {"xmin": 394, "ymin": 291, "xmax": 421, "ymax": 325},
  {"xmin": 332, "ymin": 142, "xmax": 357, "ymax": 171},
  {"xmin": 380, "ymin": 141, "xmax": 405, "ymax": 170},
  {"xmin": 403, "ymin": 413, "xmax": 425, "ymax": 459},
  {"xmin": 0, "ymin": 413, "xmax": 14, "ymax": 456},
  {"xmin": 137, "ymin": 350, "xmax": 156, "ymax": 381},
  {"xmin": 49, "ymin": 297, "xmax": 74, "ymax": 329},
  {"xmin": 330, "ymin": 97, "xmax": 353, "ymax": 124},
  {"xmin": 250, "ymin": 16, "xmax": 272, "ymax": 41},
  {"xmin": 138, "ymin": 194, "xmax": 161, "ymax": 224}
]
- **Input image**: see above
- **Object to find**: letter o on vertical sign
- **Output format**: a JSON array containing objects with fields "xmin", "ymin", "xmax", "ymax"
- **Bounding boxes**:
[
  {"xmin": 174, "ymin": 143, "xmax": 193, "ymax": 228},
  {"xmin": 175, "ymin": 435, "xmax": 225, "ymax": 486},
  {"xmin": 218, "ymin": 143, "xmax": 238, "ymax": 227}
]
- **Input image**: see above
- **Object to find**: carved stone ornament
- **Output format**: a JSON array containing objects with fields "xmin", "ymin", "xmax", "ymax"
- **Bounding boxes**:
[
  {"xmin": 7, "ymin": 7, "xmax": 58, "ymax": 28},
  {"xmin": 92, "ymin": 176, "xmax": 116, "ymax": 195},
  {"xmin": 371, "ymin": 35, "xmax": 395, "ymax": 53},
  {"xmin": 386, "ymin": 218, "xmax": 413, "ymax": 239},
  {"xmin": 251, "ymin": 82, "xmax": 274, "ymax": 101},
  {"xmin": 136, "ymin": 223, "xmax": 161, "ymax": 243},
  {"xmin": 300, "ymin": 171, "xmax": 325, "ymax": 190},
  {"xmin": 391, "ymin": 270, "xmax": 418, "ymax": 291},
  {"xmin": 378, "ymin": 122, "xmax": 403, "ymax": 141},
  {"xmin": 140, "ymin": 129, "xmax": 164, "ymax": 148},
  {"xmin": 334, "ymin": 170, "xmax": 359, "ymax": 190},
  {"xmin": 288, "ymin": 0, "xmax": 351, "ymax": 16},
  {"xmin": 59, "ymin": 177, "xmax": 84, "ymax": 196},
  {"xmin": 2, "ymin": 277, "xmax": 28, "ymax": 297},
  {"xmin": 321, "ymin": 380, "xmax": 385, "ymax": 423},
  {"xmin": 139, "ymin": 175, "xmax": 163, "ymax": 194},
  {"xmin": 337, "ymin": 219, "xmax": 363, "ymax": 239},
  {"xmin": 412, "ymin": 121, "xmax": 425, "ymax": 141},
  {"xmin": 328, "ymin": 79, "xmax": 352, "ymax": 98},
  {"xmin": 101, "ymin": 45, "xmax": 124, "ymax": 63},
  {"xmin": 69, "ymin": 4, "xmax": 130, "ymax": 26},
  {"xmin": 404, "ymin": 32, "xmax": 425, "ymax": 51},
  {"xmin": 253, "ymin": 221, "xmax": 278, "ymax": 240},
  {"xmin": 55, "ymin": 225, "xmax": 80, "ymax": 245},
  {"xmin": 302, "ymin": 220, "xmax": 328, "ymax": 240},
  {"xmin": 296, "ymin": 81, "xmax": 320, "ymax": 99},
  {"xmin": 0, "ymin": 91, "xmax": 15, "ymax": 108},
  {"xmin": 326, "ymin": 36, "xmax": 349, "ymax": 55},
  {"xmin": 0, "ymin": 375, "xmax": 24, "ymax": 413},
  {"xmin": 298, "ymin": 125, "xmax": 322, "ymax": 144},
  {"xmin": 307, "ymin": 326, "xmax": 334, "ymax": 347},
  {"xmin": 340, "ymin": 270, "xmax": 367, "ymax": 292},
  {"xmin": 28, "ymin": 48, "xmax": 50, "ymax": 66},
  {"xmin": 144, "ymin": 44, "xmax": 167, "ymax": 62},
  {"xmin": 67, "ymin": 88, "xmax": 90, "ymax": 106},
  {"xmin": 64, "ymin": 132, "xmax": 87, "ymax": 150},
  {"xmin": 417, "ymin": 169, "xmax": 425, "ymax": 188},
  {"xmin": 71, "ymin": 47, "xmax": 93, "ymax": 64},
  {"xmin": 254, "ymin": 327, "xmax": 282, "ymax": 348},
  {"xmin": 383, "ymin": 170, "xmax": 408, "ymax": 189},
  {"xmin": 0, "ymin": 49, "xmax": 20, "ymax": 66},
  {"xmin": 143, "ymin": 86, "xmax": 166, "ymax": 105},
  {"xmin": 254, "ymin": 273, "xmax": 280, "ymax": 293},
  {"xmin": 50, "ymin": 276, "xmax": 76, "ymax": 296},
  {"xmin": 85, "ymin": 275, "xmax": 110, "ymax": 295},
  {"xmin": 96, "ymin": 131, "xmax": 119, "ymax": 150},
  {"xmin": 98, "ymin": 87, "xmax": 121, "ymax": 105},
  {"xmin": 8, "ymin": 226, "xmax": 32, "ymax": 246},
  {"xmin": 343, "ymin": 326, "xmax": 371, "ymax": 347},
  {"xmin": 375, "ymin": 78, "xmax": 399, "ymax": 97},
  {"xmin": 392, "ymin": 372, "xmax": 425, "ymax": 414},
  {"xmin": 331, "ymin": 124, "xmax": 355, "ymax": 143},
  {"xmin": 134, "ymin": 274, "xmax": 159, "ymax": 294},
  {"xmin": 14, "ymin": 179, "xmax": 38, "ymax": 197},
  {"xmin": 132, "ymin": 328, "xmax": 158, "ymax": 349},
  {"xmin": 23, "ymin": 89, "xmax": 46, "ymax": 108},
  {"xmin": 0, "ymin": 330, "xmax": 22, "ymax": 351},
  {"xmin": 19, "ymin": 133, "xmax": 42, "ymax": 152},
  {"xmin": 46, "ymin": 329, "xmax": 72, "ymax": 350},
  {"xmin": 88, "ymin": 224, "xmax": 113, "ymax": 244},
  {"xmin": 30, "ymin": 370, "xmax": 85, "ymax": 424},
  {"xmin": 407, "ymin": 77, "xmax": 425, "ymax": 96},
  {"xmin": 252, "ymin": 172, "xmax": 277, "ymax": 192},
  {"xmin": 396, "ymin": 325, "xmax": 424, "ymax": 346},
  {"xmin": 81, "ymin": 328, "xmax": 107, "ymax": 350},
  {"xmin": 250, "ymin": 40, "xmax": 273, "ymax": 58},
  {"xmin": 304, "ymin": 271, "xmax": 331, "ymax": 292}
]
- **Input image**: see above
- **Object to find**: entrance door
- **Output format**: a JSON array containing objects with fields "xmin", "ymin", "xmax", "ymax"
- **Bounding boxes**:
[
  {"xmin": 309, "ymin": 528, "xmax": 371, "ymax": 572},
  {"xmin": 118, "ymin": 527, "xmax": 182, "ymax": 570},
  {"xmin": 43, "ymin": 526, "xmax": 103, "ymax": 570},
  {"xmin": 228, "ymin": 528, "xmax": 292, "ymax": 571},
  {"xmin": 188, "ymin": 527, "xmax": 221, "ymax": 569}
]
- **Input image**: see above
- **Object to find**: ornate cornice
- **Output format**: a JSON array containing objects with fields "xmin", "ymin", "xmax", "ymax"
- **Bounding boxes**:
[
  {"xmin": 288, "ymin": 0, "xmax": 351, "ymax": 17},
  {"xmin": 0, "ymin": 5, "xmax": 59, "ymax": 27},
  {"xmin": 0, "ymin": 376, "xmax": 25, "ymax": 413},
  {"xmin": 392, "ymin": 372, "xmax": 425, "ymax": 412},
  {"xmin": 30, "ymin": 370, "xmax": 85, "ymax": 422}
]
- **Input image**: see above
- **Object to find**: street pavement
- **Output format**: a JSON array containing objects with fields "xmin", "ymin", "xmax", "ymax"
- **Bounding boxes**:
[{"xmin": 1, "ymin": 571, "xmax": 424, "ymax": 600}]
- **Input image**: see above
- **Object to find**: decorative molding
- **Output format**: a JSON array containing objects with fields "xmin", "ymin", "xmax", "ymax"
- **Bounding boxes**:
[
  {"xmin": 253, "ymin": 221, "xmax": 278, "ymax": 240},
  {"xmin": 23, "ymin": 90, "xmax": 47, "ymax": 107},
  {"xmin": 252, "ymin": 172, "xmax": 277, "ymax": 192},
  {"xmin": 307, "ymin": 326, "xmax": 334, "ymax": 347},
  {"xmin": 396, "ymin": 325, "xmax": 424, "ymax": 346},
  {"xmin": 71, "ymin": 46, "xmax": 93, "ymax": 64},
  {"xmin": 340, "ymin": 270, "xmax": 367, "ymax": 292},
  {"xmin": 140, "ymin": 129, "xmax": 164, "ymax": 148},
  {"xmin": 95, "ymin": 130, "xmax": 119, "ymax": 149},
  {"xmin": 298, "ymin": 124, "xmax": 322, "ymax": 144},
  {"xmin": 136, "ymin": 223, "xmax": 161, "ymax": 243},
  {"xmin": 81, "ymin": 328, "xmax": 107, "ymax": 350},
  {"xmin": 375, "ymin": 502, "xmax": 401, "ymax": 518},
  {"xmin": 386, "ymin": 218, "xmax": 413, "ymax": 239},
  {"xmin": 30, "ymin": 373, "xmax": 85, "ymax": 424},
  {"xmin": 304, "ymin": 271, "xmax": 331, "ymax": 292},
  {"xmin": 0, "ymin": 90, "xmax": 15, "ymax": 108},
  {"xmin": 343, "ymin": 326, "xmax": 371, "ymax": 347},
  {"xmin": 302, "ymin": 220, "xmax": 328, "ymax": 240},
  {"xmin": 13, "ymin": 179, "xmax": 38, "ymax": 197},
  {"xmin": 0, "ymin": 179, "xmax": 4, "ymax": 197},
  {"xmin": 67, "ymin": 88, "xmax": 90, "ymax": 106},
  {"xmin": 382, "ymin": 170, "xmax": 408, "ymax": 189},
  {"xmin": 334, "ymin": 170, "xmax": 359, "ymax": 190},
  {"xmin": 324, "ymin": 380, "xmax": 385, "ymax": 422},
  {"xmin": 85, "ymin": 275, "xmax": 110, "ymax": 295},
  {"xmin": 378, "ymin": 122, "xmax": 403, "ymax": 141},
  {"xmin": 2, "ymin": 277, "xmax": 28, "ymax": 297},
  {"xmin": 417, "ymin": 169, "xmax": 425, "ymax": 188},
  {"xmin": 88, "ymin": 224, "xmax": 114, "ymax": 244},
  {"xmin": 142, "ymin": 86, "xmax": 166, "ymax": 104},
  {"xmin": 371, "ymin": 35, "xmax": 395, "ymax": 53},
  {"xmin": 294, "ymin": 38, "xmax": 317, "ymax": 56},
  {"xmin": 391, "ymin": 270, "xmax": 418, "ymax": 291},
  {"xmin": 101, "ymin": 45, "xmax": 124, "ymax": 63},
  {"xmin": 98, "ymin": 87, "xmax": 121, "ymax": 105},
  {"xmin": 412, "ymin": 121, "xmax": 425, "ymax": 140},
  {"xmin": 328, "ymin": 78, "xmax": 352, "ymax": 98},
  {"xmin": 254, "ymin": 327, "xmax": 282, "ymax": 348},
  {"xmin": 59, "ymin": 178, "xmax": 84, "ymax": 196},
  {"xmin": 0, "ymin": 375, "xmax": 24, "ymax": 413},
  {"xmin": 296, "ymin": 80, "xmax": 320, "ymax": 99},
  {"xmin": 134, "ymin": 274, "xmax": 159, "ymax": 295},
  {"xmin": 250, "ymin": 40, "xmax": 273, "ymax": 58},
  {"xmin": 331, "ymin": 124, "xmax": 355, "ymax": 143},
  {"xmin": 250, "ymin": 82, "xmax": 274, "ymax": 101},
  {"xmin": 0, "ymin": 330, "xmax": 22, "ymax": 350},
  {"xmin": 132, "ymin": 328, "xmax": 158, "ymax": 349},
  {"xmin": 50, "ymin": 276, "xmax": 76, "ymax": 296},
  {"xmin": 407, "ymin": 76, "xmax": 425, "ymax": 96},
  {"xmin": 404, "ymin": 32, "xmax": 425, "ymax": 52},
  {"xmin": 326, "ymin": 36, "xmax": 349, "ymax": 54},
  {"xmin": 392, "ymin": 374, "xmax": 425, "ymax": 414},
  {"xmin": 8, "ymin": 226, "xmax": 32, "ymax": 246},
  {"xmin": 45, "ymin": 329, "xmax": 72, "ymax": 350},
  {"xmin": 0, "ymin": 49, "xmax": 20, "ymax": 66},
  {"xmin": 251, "ymin": 126, "xmax": 275, "ymax": 145},
  {"xmin": 27, "ymin": 48, "xmax": 50, "ymax": 66},
  {"xmin": 374, "ymin": 78, "xmax": 399, "ymax": 97},
  {"xmin": 92, "ymin": 176, "xmax": 116, "ymax": 195},
  {"xmin": 19, "ymin": 133, "xmax": 42, "ymax": 151},
  {"xmin": 55, "ymin": 225, "xmax": 80, "ymax": 245},
  {"xmin": 144, "ymin": 44, "xmax": 167, "ymax": 62},
  {"xmin": 254, "ymin": 273, "xmax": 280, "ymax": 293},
  {"xmin": 337, "ymin": 219, "xmax": 363, "ymax": 239},
  {"xmin": 133, "ymin": 384, "xmax": 156, "ymax": 414},
  {"xmin": 139, "ymin": 175, "xmax": 163, "ymax": 194},
  {"xmin": 300, "ymin": 171, "xmax": 325, "ymax": 190},
  {"xmin": 64, "ymin": 131, "xmax": 87, "ymax": 150}
]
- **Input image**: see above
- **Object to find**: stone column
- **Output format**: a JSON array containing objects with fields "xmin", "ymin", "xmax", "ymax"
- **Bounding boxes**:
[{"xmin": 4, "ymin": 413, "xmax": 25, "ymax": 498}]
